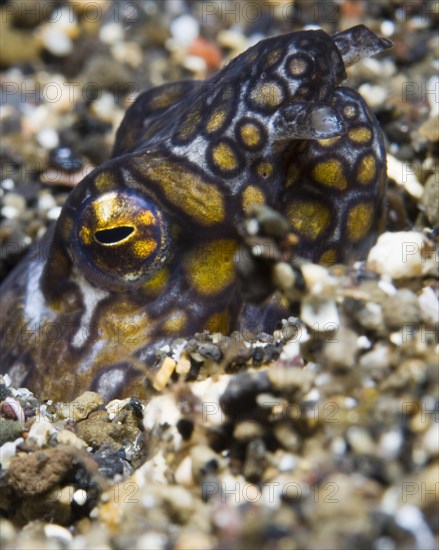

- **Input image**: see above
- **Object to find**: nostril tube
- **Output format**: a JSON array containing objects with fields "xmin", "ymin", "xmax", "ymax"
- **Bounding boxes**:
[{"xmin": 332, "ymin": 24, "xmax": 393, "ymax": 68}]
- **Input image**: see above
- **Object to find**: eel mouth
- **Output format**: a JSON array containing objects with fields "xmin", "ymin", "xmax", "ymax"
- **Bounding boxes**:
[{"xmin": 332, "ymin": 24, "xmax": 393, "ymax": 68}]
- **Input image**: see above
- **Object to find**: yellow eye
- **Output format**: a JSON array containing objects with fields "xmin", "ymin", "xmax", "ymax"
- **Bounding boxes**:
[{"xmin": 69, "ymin": 190, "xmax": 172, "ymax": 291}]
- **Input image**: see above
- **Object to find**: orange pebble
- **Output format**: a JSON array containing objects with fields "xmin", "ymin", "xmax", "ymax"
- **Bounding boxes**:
[{"xmin": 187, "ymin": 36, "xmax": 223, "ymax": 71}]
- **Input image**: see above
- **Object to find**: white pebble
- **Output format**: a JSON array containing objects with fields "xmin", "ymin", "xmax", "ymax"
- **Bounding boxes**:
[
  {"xmin": 358, "ymin": 83, "xmax": 388, "ymax": 109},
  {"xmin": 423, "ymin": 423, "xmax": 439, "ymax": 456},
  {"xmin": 359, "ymin": 344, "xmax": 390, "ymax": 371},
  {"xmin": 381, "ymin": 486, "xmax": 399, "ymax": 514},
  {"xmin": 57, "ymin": 429, "xmax": 87, "ymax": 449},
  {"xmin": 395, "ymin": 506, "xmax": 436, "ymax": 550},
  {"xmin": 143, "ymin": 394, "xmax": 181, "ymax": 432},
  {"xmin": 374, "ymin": 536, "xmax": 396, "ymax": 550},
  {"xmin": 0, "ymin": 438, "xmax": 24, "ymax": 469},
  {"xmin": 48, "ymin": 75, "xmax": 78, "ymax": 113},
  {"xmin": 41, "ymin": 27, "xmax": 73, "ymax": 56},
  {"xmin": 106, "ymin": 398, "xmax": 131, "ymax": 419},
  {"xmin": 346, "ymin": 427, "xmax": 375, "ymax": 454},
  {"xmin": 389, "ymin": 332, "xmax": 403, "ymax": 345},
  {"xmin": 37, "ymin": 128, "xmax": 59, "ymax": 149},
  {"xmin": 418, "ymin": 287, "xmax": 439, "ymax": 324},
  {"xmin": 301, "ymin": 263, "xmax": 336, "ymax": 299},
  {"xmin": 246, "ymin": 218, "xmax": 259, "ymax": 236},
  {"xmin": 273, "ymin": 261, "xmax": 296, "ymax": 291},
  {"xmin": 111, "ymin": 41, "xmax": 143, "ymax": 68},
  {"xmin": 136, "ymin": 533, "xmax": 167, "ymax": 550},
  {"xmin": 257, "ymin": 392, "xmax": 283, "ymax": 408},
  {"xmin": 357, "ymin": 335, "xmax": 372, "ymax": 349},
  {"xmin": 38, "ymin": 192, "xmax": 57, "ymax": 211},
  {"xmin": 170, "ymin": 14, "xmax": 199, "ymax": 47},
  {"xmin": 379, "ymin": 430, "xmax": 403, "ymax": 460},
  {"xmin": 44, "ymin": 524, "xmax": 73, "ymax": 544},
  {"xmin": 1, "ymin": 374, "xmax": 11, "ymax": 386},
  {"xmin": 72, "ymin": 489, "xmax": 88, "ymax": 506},
  {"xmin": 279, "ymin": 340, "xmax": 301, "ymax": 361},
  {"xmin": 331, "ymin": 436, "xmax": 347, "ymax": 455},
  {"xmin": 301, "ymin": 298, "xmax": 339, "ymax": 330},
  {"xmin": 217, "ymin": 29, "xmax": 249, "ymax": 54},
  {"xmin": 302, "ymin": 387, "xmax": 320, "ymax": 404},
  {"xmin": 386, "ymin": 154, "xmax": 424, "ymax": 199},
  {"xmin": 50, "ymin": 6, "xmax": 78, "ymax": 36},
  {"xmin": 190, "ymin": 375, "xmax": 231, "ymax": 425},
  {"xmin": 367, "ymin": 232, "xmax": 438, "ymax": 278},
  {"xmin": 1, "ymin": 178, "xmax": 15, "ymax": 190},
  {"xmin": 174, "ymin": 455, "xmax": 193, "ymax": 486},
  {"xmin": 278, "ymin": 453, "xmax": 298, "ymax": 472},
  {"xmin": 261, "ymin": 481, "xmax": 281, "ymax": 508},
  {"xmin": 27, "ymin": 418, "xmax": 57, "ymax": 447},
  {"xmin": 1, "ymin": 192, "xmax": 24, "ymax": 213},
  {"xmin": 99, "ymin": 22, "xmax": 124, "ymax": 44},
  {"xmin": 22, "ymin": 104, "xmax": 50, "ymax": 133},
  {"xmin": 91, "ymin": 92, "xmax": 116, "ymax": 123},
  {"xmin": 182, "ymin": 55, "xmax": 207, "ymax": 74},
  {"xmin": 1, "ymin": 206, "xmax": 19, "ymax": 219},
  {"xmin": 381, "ymin": 20, "xmax": 395, "ymax": 36},
  {"xmin": 344, "ymin": 397, "xmax": 358, "ymax": 408},
  {"xmin": 47, "ymin": 206, "xmax": 62, "ymax": 220},
  {"xmin": 378, "ymin": 279, "xmax": 397, "ymax": 296},
  {"xmin": 427, "ymin": 75, "xmax": 439, "ymax": 115}
]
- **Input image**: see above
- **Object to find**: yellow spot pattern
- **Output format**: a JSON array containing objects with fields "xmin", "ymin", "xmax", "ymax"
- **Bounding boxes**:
[
  {"xmin": 317, "ymin": 136, "xmax": 341, "ymax": 147},
  {"xmin": 176, "ymin": 108, "xmax": 201, "ymax": 141},
  {"xmin": 319, "ymin": 248, "xmax": 337, "ymax": 266},
  {"xmin": 250, "ymin": 82, "xmax": 284, "ymax": 108},
  {"xmin": 94, "ymin": 171, "xmax": 116, "ymax": 193},
  {"xmin": 102, "ymin": 301, "xmax": 151, "ymax": 350},
  {"xmin": 79, "ymin": 225, "xmax": 93, "ymax": 245},
  {"xmin": 206, "ymin": 110, "xmax": 227, "ymax": 133},
  {"xmin": 148, "ymin": 86, "xmax": 185, "ymax": 109},
  {"xmin": 162, "ymin": 310, "xmax": 187, "ymax": 333},
  {"xmin": 312, "ymin": 159, "xmax": 347, "ymax": 190},
  {"xmin": 212, "ymin": 142, "xmax": 238, "ymax": 171},
  {"xmin": 343, "ymin": 104, "xmax": 357, "ymax": 118},
  {"xmin": 242, "ymin": 186, "xmax": 265, "ymax": 213},
  {"xmin": 265, "ymin": 48, "xmax": 283, "ymax": 67},
  {"xmin": 204, "ymin": 309, "xmax": 231, "ymax": 334},
  {"xmin": 139, "ymin": 210, "xmax": 156, "ymax": 225},
  {"xmin": 240, "ymin": 122, "xmax": 262, "ymax": 148},
  {"xmin": 131, "ymin": 238, "xmax": 157, "ymax": 259},
  {"xmin": 357, "ymin": 154, "xmax": 376, "ymax": 185},
  {"xmin": 256, "ymin": 162, "xmax": 273, "ymax": 179},
  {"xmin": 142, "ymin": 267, "xmax": 169, "ymax": 295},
  {"xmin": 348, "ymin": 126, "xmax": 372, "ymax": 143},
  {"xmin": 133, "ymin": 158, "xmax": 225, "ymax": 226},
  {"xmin": 347, "ymin": 203, "xmax": 374, "ymax": 241},
  {"xmin": 286, "ymin": 163, "xmax": 299, "ymax": 186},
  {"xmin": 288, "ymin": 57, "xmax": 308, "ymax": 76},
  {"xmin": 185, "ymin": 239, "xmax": 238, "ymax": 295},
  {"xmin": 286, "ymin": 200, "xmax": 330, "ymax": 240},
  {"xmin": 60, "ymin": 215, "xmax": 73, "ymax": 241},
  {"xmin": 92, "ymin": 193, "xmax": 120, "ymax": 226}
]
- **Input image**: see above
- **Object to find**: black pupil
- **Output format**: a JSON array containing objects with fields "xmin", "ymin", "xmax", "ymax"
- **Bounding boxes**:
[{"xmin": 95, "ymin": 226, "xmax": 134, "ymax": 244}]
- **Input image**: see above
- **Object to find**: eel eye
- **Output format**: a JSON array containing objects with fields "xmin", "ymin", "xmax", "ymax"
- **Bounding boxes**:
[{"xmin": 70, "ymin": 191, "xmax": 172, "ymax": 291}]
